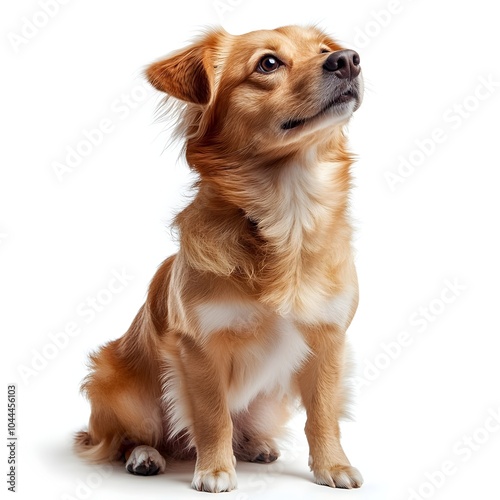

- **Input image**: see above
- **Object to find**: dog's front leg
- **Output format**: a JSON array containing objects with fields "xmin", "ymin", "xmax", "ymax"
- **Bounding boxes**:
[
  {"xmin": 178, "ymin": 335, "xmax": 237, "ymax": 493},
  {"xmin": 297, "ymin": 326, "xmax": 363, "ymax": 489}
]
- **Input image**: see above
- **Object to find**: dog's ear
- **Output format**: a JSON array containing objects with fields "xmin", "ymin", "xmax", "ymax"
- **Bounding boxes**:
[{"xmin": 146, "ymin": 32, "xmax": 222, "ymax": 105}]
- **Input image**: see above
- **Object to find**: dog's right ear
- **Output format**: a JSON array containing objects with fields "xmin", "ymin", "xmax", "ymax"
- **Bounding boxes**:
[{"xmin": 146, "ymin": 32, "xmax": 222, "ymax": 105}]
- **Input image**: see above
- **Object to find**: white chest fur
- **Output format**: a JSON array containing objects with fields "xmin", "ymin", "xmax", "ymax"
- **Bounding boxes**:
[
  {"xmin": 226, "ymin": 314, "xmax": 310, "ymax": 412},
  {"xmin": 292, "ymin": 286, "xmax": 357, "ymax": 329},
  {"xmin": 194, "ymin": 293, "xmax": 353, "ymax": 413},
  {"xmin": 195, "ymin": 301, "xmax": 310, "ymax": 411}
]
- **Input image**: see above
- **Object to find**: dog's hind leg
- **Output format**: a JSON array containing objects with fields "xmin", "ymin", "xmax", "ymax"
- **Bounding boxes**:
[
  {"xmin": 232, "ymin": 393, "xmax": 290, "ymax": 463},
  {"xmin": 75, "ymin": 257, "xmax": 176, "ymax": 474},
  {"xmin": 75, "ymin": 329, "xmax": 164, "ymax": 470}
]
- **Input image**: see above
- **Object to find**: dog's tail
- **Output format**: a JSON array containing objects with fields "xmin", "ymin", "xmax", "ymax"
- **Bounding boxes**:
[{"xmin": 73, "ymin": 430, "xmax": 123, "ymax": 463}]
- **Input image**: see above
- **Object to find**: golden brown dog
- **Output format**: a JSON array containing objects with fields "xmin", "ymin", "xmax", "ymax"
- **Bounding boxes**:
[{"xmin": 75, "ymin": 25, "xmax": 364, "ymax": 493}]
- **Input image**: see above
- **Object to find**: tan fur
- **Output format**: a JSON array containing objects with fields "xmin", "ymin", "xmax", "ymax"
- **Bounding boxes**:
[{"xmin": 76, "ymin": 25, "xmax": 364, "ymax": 492}]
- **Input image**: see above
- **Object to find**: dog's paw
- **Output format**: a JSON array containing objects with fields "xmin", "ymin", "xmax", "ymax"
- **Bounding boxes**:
[
  {"xmin": 313, "ymin": 464, "xmax": 363, "ymax": 489},
  {"xmin": 125, "ymin": 445, "xmax": 166, "ymax": 476},
  {"xmin": 253, "ymin": 450, "xmax": 280, "ymax": 463},
  {"xmin": 192, "ymin": 467, "xmax": 238, "ymax": 493},
  {"xmin": 234, "ymin": 437, "xmax": 280, "ymax": 464}
]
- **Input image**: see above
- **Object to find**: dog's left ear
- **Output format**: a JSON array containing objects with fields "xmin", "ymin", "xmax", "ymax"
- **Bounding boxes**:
[{"xmin": 146, "ymin": 31, "xmax": 222, "ymax": 105}]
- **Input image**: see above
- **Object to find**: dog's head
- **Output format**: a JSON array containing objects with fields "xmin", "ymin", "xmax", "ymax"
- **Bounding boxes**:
[{"xmin": 147, "ymin": 25, "xmax": 363, "ymax": 159}]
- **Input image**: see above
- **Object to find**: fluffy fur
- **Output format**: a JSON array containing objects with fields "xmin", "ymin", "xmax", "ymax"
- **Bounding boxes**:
[{"xmin": 75, "ymin": 25, "xmax": 364, "ymax": 492}]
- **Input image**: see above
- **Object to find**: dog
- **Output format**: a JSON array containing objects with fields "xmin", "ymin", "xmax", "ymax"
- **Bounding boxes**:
[{"xmin": 75, "ymin": 25, "xmax": 364, "ymax": 493}]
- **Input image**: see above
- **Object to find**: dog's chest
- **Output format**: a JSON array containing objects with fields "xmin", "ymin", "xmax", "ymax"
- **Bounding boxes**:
[
  {"xmin": 194, "ymin": 294, "xmax": 351, "ymax": 412},
  {"xmin": 227, "ymin": 314, "xmax": 310, "ymax": 411},
  {"xmin": 195, "ymin": 301, "xmax": 310, "ymax": 411}
]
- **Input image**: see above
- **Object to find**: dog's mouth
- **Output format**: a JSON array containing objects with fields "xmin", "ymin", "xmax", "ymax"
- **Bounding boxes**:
[{"xmin": 281, "ymin": 87, "xmax": 358, "ymax": 131}]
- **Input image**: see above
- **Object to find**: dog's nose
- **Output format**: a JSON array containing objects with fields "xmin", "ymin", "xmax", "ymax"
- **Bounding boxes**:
[{"xmin": 323, "ymin": 50, "xmax": 361, "ymax": 80}]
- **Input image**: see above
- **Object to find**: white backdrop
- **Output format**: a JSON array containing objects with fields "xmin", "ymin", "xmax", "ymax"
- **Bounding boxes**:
[{"xmin": 2, "ymin": 1, "xmax": 500, "ymax": 499}]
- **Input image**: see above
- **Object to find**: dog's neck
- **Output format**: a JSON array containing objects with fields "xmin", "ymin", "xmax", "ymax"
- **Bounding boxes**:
[
  {"xmin": 247, "ymin": 147, "xmax": 347, "ymax": 244},
  {"xmin": 246, "ymin": 145, "xmax": 353, "ymax": 313},
  {"xmin": 177, "ymin": 138, "xmax": 355, "ymax": 314}
]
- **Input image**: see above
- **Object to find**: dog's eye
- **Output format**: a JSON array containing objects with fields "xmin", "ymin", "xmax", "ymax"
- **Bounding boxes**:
[
  {"xmin": 321, "ymin": 48, "xmax": 330, "ymax": 54},
  {"xmin": 257, "ymin": 55, "xmax": 282, "ymax": 73}
]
